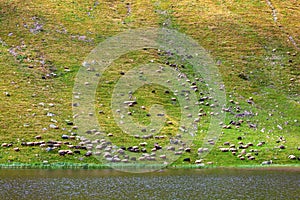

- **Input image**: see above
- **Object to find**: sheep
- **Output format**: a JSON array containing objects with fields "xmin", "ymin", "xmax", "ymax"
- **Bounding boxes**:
[
  {"xmin": 261, "ymin": 160, "xmax": 272, "ymax": 165},
  {"xmin": 288, "ymin": 155, "xmax": 296, "ymax": 160},
  {"xmin": 195, "ymin": 159, "xmax": 203, "ymax": 164}
]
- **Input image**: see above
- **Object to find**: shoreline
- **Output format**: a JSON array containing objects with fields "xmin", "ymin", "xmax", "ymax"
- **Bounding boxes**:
[{"xmin": 1, "ymin": 162, "xmax": 299, "ymax": 171}]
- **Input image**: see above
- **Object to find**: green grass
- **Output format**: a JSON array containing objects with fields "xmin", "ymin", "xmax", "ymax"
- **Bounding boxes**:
[{"xmin": 0, "ymin": 0, "xmax": 299, "ymax": 168}]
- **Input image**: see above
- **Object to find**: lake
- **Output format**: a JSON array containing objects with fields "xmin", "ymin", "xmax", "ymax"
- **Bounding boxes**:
[{"xmin": 0, "ymin": 168, "xmax": 299, "ymax": 199}]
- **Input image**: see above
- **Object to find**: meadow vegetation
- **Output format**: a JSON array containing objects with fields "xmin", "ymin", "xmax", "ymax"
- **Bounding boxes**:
[{"xmin": 0, "ymin": 0, "xmax": 299, "ymax": 168}]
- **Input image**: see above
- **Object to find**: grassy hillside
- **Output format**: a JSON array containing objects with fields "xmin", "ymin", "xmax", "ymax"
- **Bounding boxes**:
[{"xmin": 0, "ymin": 0, "xmax": 299, "ymax": 168}]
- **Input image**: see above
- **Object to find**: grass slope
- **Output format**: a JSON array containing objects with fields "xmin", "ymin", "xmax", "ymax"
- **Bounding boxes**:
[{"xmin": 0, "ymin": 0, "xmax": 299, "ymax": 168}]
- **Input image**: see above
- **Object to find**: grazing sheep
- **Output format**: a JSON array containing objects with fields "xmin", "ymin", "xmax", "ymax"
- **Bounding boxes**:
[
  {"xmin": 13, "ymin": 147, "xmax": 20, "ymax": 152},
  {"xmin": 58, "ymin": 150, "xmax": 66, "ymax": 156},
  {"xmin": 279, "ymin": 145, "xmax": 285, "ymax": 149},
  {"xmin": 85, "ymin": 151, "xmax": 92, "ymax": 157},
  {"xmin": 147, "ymin": 147, "xmax": 154, "ymax": 152},
  {"xmin": 248, "ymin": 156, "xmax": 255, "ymax": 160},
  {"xmin": 167, "ymin": 146, "xmax": 175, "ymax": 151},
  {"xmin": 61, "ymin": 135, "xmax": 69, "ymax": 139},
  {"xmin": 198, "ymin": 148, "xmax": 209, "ymax": 153},
  {"xmin": 130, "ymin": 157, "xmax": 136, "ymax": 161},
  {"xmin": 74, "ymin": 150, "xmax": 81, "ymax": 154},
  {"xmin": 35, "ymin": 135, "xmax": 42, "ymax": 139},
  {"xmin": 288, "ymin": 155, "xmax": 296, "ymax": 160},
  {"xmin": 1, "ymin": 143, "xmax": 8, "ymax": 147},
  {"xmin": 154, "ymin": 143, "xmax": 162, "ymax": 150},
  {"xmin": 261, "ymin": 160, "xmax": 272, "ymax": 165},
  {"xmin": 241, "ymin": 149, "xmax": 246, "ymax": 155},
  {"xmin": 223, "ymin": 142, "xmax": 230, "ymax": 146},
  {"xmin": 220, "ymin": 148, "xmax": 229, "ymax": 152},
  {"xmin": 174, "ymin": 151, "xmax": 182, "ymax": 155},
  {"xmin": 139, "ymin": 142, "xmax": 147, "ymax": 146},
  {"xmin": 195, "ymin": 159, "xmax": 203, "ymax": 164}
]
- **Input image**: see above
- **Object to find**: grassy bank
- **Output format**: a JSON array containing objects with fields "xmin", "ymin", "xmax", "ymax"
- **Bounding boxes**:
[
  {"xmin": 0, "ymin": 0, "xmax": 299, "ymax": 168},
  {"xmin": 0, "ymin": 162, "xmax": 300, "ymax": 171}
]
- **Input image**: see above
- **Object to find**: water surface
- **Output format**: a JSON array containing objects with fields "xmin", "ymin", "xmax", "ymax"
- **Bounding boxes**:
[{"xmin": 0, "ymin": 168, "xmax": 299, "ymax": 199}]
